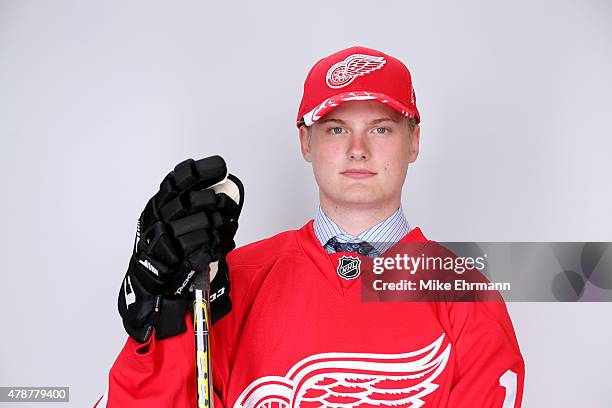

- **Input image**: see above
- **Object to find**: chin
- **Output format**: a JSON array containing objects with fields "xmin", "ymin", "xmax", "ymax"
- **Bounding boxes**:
[{"xmin": 332, "ymin": 190, "xmax": 384, "ymax": 207}]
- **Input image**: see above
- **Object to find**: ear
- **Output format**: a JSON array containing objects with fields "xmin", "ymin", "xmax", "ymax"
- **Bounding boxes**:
[
  {"xmin": 408, "ymin": 124, "xmax": 420, "ymax": 163},
  {"xmin": 298, "ymin": 125, "xmax": 313, "ymax": 163}
]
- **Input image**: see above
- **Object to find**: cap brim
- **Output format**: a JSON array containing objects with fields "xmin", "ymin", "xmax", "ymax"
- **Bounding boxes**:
[{"xmin": 300, "ymin": 91, "xmax": 419, "ymax": 127}]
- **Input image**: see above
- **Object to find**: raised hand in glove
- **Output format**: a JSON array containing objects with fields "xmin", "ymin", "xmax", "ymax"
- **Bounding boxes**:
[{"xmin": 118, "ymin": 156, "xmax": 244, "ymax": 343}]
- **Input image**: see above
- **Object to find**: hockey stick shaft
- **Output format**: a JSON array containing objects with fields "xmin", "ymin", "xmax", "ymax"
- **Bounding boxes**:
[
  {"xmin": 193, "ymin": 173, "xmax": 242, "ymax": 408},
  {"xmin": 193, "ymin": 268, "xmax": 213, "ymax": 408}
]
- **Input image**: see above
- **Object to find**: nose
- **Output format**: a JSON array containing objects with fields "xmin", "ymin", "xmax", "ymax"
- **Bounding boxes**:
[{"xmin": 347, "ymin": 132, "xmax": 370, "ymax": 161}]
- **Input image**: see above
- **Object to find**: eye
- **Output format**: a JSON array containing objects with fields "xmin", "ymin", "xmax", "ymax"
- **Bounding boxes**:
[
  {"xmin": 329, "ymin": 127, "xmax": 344, "ymax": 135},
  {"xmin": 374, "ymin": 127, "xmax": 389, "ymax": 134}
]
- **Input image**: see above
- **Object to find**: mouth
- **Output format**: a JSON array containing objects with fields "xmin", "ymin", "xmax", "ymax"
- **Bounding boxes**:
[{"xmin": 341, "ymin": 169, "xmax": 377, "ymax": 179}]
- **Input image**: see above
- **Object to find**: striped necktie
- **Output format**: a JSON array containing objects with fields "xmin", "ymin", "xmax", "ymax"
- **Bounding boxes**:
[{"xmin": 325, "ymin": 236, "xmax": 377, "ymax": 258}]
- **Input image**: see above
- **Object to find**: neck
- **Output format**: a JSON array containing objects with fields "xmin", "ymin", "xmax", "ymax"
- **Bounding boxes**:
[{"xmin": 320, "ymin": 197, "xmax": 401, "ymax": 236}]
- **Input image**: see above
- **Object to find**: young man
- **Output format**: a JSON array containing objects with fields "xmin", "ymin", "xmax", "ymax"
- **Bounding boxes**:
[{"xmin": 98, "ymin": 46, "xmax": 525, "ymax": 407}]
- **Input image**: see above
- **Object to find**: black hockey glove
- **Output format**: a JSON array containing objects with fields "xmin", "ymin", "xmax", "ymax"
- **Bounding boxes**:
[{"xmin": 118, "ymin": 156, "xmax": 244, "ymax": 343}]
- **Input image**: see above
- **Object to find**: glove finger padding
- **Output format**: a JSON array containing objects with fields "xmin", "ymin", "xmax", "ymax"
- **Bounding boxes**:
[
  {"xmin": 188, "ymin": 189, "xmax": 218, "ymax": 213},
  {"xmin": 186, "ymin": 175, "xmax": 244, "ymax": 272},
  {"xmin": 155, "ymin": 157, "xmax": 227, "ymax": 207}
]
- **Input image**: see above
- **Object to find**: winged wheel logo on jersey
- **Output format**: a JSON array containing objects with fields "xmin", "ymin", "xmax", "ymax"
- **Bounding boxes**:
[
  {"xmin": 337, "ymin": 255, "xmax": 361, "ymax": 280},
  {"xmin": 325, "ymin": 54, "xmax": 386, "ymax": 89},
  {"xmin": 235, "ymin": 334, "xmax": 451, "ymax": 408}
]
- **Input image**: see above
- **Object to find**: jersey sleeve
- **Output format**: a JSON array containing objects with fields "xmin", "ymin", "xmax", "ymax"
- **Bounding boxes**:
[{"xmin": 445, "ymin": 299, "xmax": 525, "ymax": 408}]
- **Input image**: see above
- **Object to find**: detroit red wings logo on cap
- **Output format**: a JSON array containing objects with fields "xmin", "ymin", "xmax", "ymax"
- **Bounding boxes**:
[
  {"xmin": 234, "ymin": 334, "xmax": 451, "ymax": 408},
  {"xmin": 325, "ymin": 54, "xmax": 386, "ymax": 89}
]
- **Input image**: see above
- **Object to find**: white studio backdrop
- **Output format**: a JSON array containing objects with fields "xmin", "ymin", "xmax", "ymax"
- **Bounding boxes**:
[{"xmin": 0, "ymin": 0, "xmax": 611, "ymax": 406}]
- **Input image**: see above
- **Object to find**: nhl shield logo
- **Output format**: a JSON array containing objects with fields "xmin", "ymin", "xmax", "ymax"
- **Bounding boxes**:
[{"xmin": 337, "ymin": 255, "xmax": 361, "ymax": 280}]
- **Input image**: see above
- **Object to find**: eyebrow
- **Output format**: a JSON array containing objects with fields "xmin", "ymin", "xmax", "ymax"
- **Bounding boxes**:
[
  {"xmin": 369, "ymin": 118, "xmax": 400, "ymax": 125},
  {"xmin": 318, "ymin": 117, "xmax": 399, "ymax": 125}
]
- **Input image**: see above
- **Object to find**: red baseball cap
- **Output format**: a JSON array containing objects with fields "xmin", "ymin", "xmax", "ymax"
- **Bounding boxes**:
[{"xmin": 297, "ymin": 46, "xmax": 420, "ymax": 127}]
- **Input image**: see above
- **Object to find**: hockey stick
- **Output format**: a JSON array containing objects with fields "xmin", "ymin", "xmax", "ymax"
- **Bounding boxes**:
[{"xmin": 193, "ymin": 176, "xmax": 241, "ymax": 408}]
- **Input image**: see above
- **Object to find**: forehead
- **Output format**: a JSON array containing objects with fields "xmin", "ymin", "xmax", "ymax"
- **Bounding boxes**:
[{"xmin": 317, "ymin": 100, "xmax": 404, "ymax": 124}]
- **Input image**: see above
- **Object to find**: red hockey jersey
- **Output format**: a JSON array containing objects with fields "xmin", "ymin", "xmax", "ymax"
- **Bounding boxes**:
[{"xmin": 97, "ymin": 221, "xmax": 524, "ymax": 407}]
